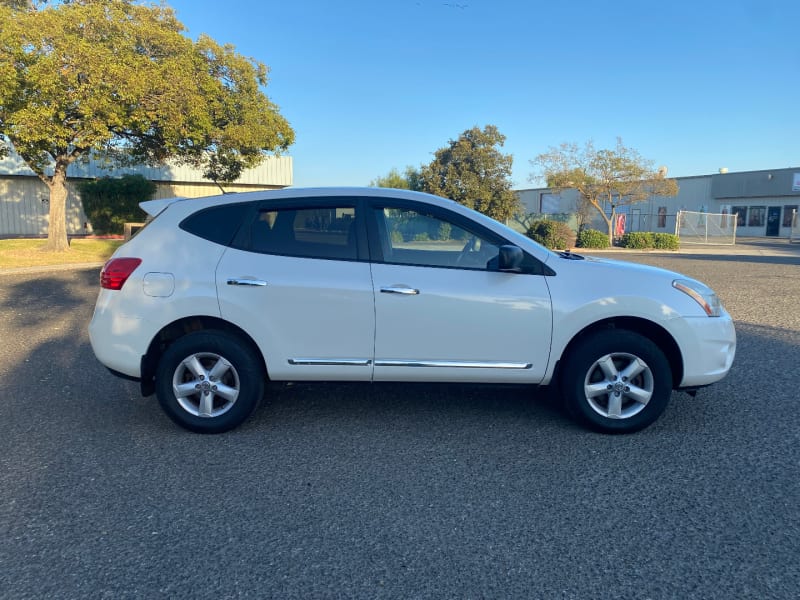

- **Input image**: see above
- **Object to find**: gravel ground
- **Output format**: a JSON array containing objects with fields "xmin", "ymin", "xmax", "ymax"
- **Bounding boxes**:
[{"xmin": 0, "ymin": 249, "xmax": 798, "ymax": 599}]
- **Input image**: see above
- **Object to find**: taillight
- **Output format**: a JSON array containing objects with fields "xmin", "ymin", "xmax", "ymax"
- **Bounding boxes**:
[{"xmin": 100, "ymin": 258, "xmax": 142, "ymax": 290}]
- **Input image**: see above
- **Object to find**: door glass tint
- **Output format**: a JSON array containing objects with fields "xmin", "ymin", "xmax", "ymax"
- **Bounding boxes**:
[
  {"xmin": 376, "ymin": 207, "xmax": 498, "ymax": 269},
  {"xmin": 250, "ymin": 206, "xmax": 357, "ymax": 260}
]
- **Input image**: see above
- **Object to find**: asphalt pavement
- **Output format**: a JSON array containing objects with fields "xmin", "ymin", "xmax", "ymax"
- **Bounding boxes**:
[{"xmin": 0, "ymin": 245, "xmax": 798, "ymax": 599}]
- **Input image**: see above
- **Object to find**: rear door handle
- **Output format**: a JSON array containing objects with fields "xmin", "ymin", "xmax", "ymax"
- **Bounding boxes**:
[
  {"xmin": 380, "ymin": 286, "xmax": 419, "ymax": 295},
  {"xmin": 227, "ymin": 278, "xmax": 268, "ymax": 287}
]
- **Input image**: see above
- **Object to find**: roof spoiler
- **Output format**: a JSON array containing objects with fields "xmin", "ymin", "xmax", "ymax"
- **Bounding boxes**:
[{"xmin": 139, "ymin": 197, "xmax": 186, "ymax": 218}]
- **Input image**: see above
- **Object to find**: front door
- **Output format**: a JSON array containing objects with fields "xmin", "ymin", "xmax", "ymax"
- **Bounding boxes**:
[
  {"xmin": 368, "ymin": 202, "xmax": 553, "ymax": 384},
  {"xmin": 766, "ymin": 207, "xmax": 781, "ymax": 236}
]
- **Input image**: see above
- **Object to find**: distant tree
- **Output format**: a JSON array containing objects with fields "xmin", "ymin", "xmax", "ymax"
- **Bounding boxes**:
[
  {"xmin": 0, "ymin": 0, "xmax": 294, "ymax": 250},
  {"xmin": 531, "ymin": 139, "xmax": 678, "ymax": 244},
  {"xmin": 369, "ymin": 166, "xmax": 420, "ymax": 190},
  {"xmin": 416, "ymin": 125, "xmax": 520, "ymax": 222}
]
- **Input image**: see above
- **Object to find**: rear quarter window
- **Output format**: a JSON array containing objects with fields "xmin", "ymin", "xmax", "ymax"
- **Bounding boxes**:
[{"xmin": 179, "ymin": 202, "xmax": 249, "ymax": 246}]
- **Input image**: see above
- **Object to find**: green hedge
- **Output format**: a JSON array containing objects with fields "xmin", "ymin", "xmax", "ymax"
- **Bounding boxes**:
[
  {"xmin": 653, "ymin": 233, "xmax": 680, "ymax": 250},
  {"xmin": 78, "ymin": 175, "xmax": 156, "ymax": 235},
  {"xmin": 619, "ymin": 232, "xmax": 655, "ymax": 249},
  {"xmin": 618, "ymin": 231, "xmax": 680, "ymax": 250},
  {"xmin": 575, "ymin": 229, "xmax": 610, "ymax": 249},
  {"xmin": 526, "ymin": 219, "xmax": 575, "ymax": 250}
]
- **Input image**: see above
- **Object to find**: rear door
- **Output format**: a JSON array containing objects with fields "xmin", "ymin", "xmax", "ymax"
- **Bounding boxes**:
[{"xmin": 216, "ymin": 198, "xmax": 375, "ymax": 381}]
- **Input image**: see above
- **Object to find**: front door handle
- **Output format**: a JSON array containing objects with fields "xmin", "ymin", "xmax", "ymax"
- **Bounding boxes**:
[
  {"xmin": 380, "ymin": 286, "xmax": 419, "ymax": 295},
  {"xmin": 227, "ymin": 278, "xmax": 268, "ymax": 287}
]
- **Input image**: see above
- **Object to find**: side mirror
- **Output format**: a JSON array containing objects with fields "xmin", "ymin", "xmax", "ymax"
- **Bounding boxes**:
[{"xmin": 497, "ymin": 245, "xmax": 523, "ymax": 273}]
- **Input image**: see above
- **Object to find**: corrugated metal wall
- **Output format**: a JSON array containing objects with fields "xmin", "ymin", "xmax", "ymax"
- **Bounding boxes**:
[
  {"xmin": 1, "ymin": 151, "xmax": 293, "ymax": 186},
  {"xmin": 0, "ymin": 178, "xmax": 288, "ymax": 236},
  {"xmin": 0, "ymin": 177, "xmax": 91, "ymax": 236},
  {"xmin": 0, "ymin": 153, "xmax": 293, "ymax": 236}
]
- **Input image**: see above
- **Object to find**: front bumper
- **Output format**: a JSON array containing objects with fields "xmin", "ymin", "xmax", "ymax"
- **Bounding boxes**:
[{"xmin": 674, "ymin": 313, "xmax": 736, "ymax": 388}]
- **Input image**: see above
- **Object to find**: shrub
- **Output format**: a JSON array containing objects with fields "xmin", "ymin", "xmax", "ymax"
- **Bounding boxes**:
[
  {"xmin": 78, "ymin": 175, "xmax": 156, "ymax": 235},
  {"xmin": 525, "ymin": 219, "xmax": 575, "ymax": 250},
  {"xmin": 619, "ymin": 232, "xmax": 655, "ymax": 249},
  {"xmin": 576, "ymin": 229, "xmax": 610, "ymax": 249},
  {"xmin": 653, "ymin": 233, "xmax": 680, "ymax": 250}
]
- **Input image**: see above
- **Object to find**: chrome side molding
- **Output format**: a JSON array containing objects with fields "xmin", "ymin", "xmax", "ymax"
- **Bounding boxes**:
[
  {"xmin": 288, "ymin": 358, "xmax": 372, "ymax": 366},
  {"xmin": 374, "ymin": 360, "xmax": 532, "ymax": 369}
]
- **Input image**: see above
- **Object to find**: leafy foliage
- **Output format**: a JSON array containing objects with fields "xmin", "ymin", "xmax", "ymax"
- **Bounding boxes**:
[
  {"xmin": 653, "ymin": 233, "xmax": 680, "ymax": 250},
  {"xmin": 576, "ymin": 228, "xmax": 610, "ymax": 249},
  {"xmin": 525, "ymin": 219, "xmax": 575, "ymax": 250},
  {"xmin": 0, "ymin": 0, "xmax": 294, "ymax": 250},
  {"xmin": 416, "ymin": 125, "xmax": 520, "ymax": 222},
  {"xmin": 77, "ymin": 175, "xmax": 156, "ymax": 235},
  {"xmin": 530, "ymin": 139, "xmax": 678, "ymax": 245},
  {"xmin": 369, "ymin": 167, "xmax": 420, "ymax": 190},
  {"xmin": 619, "ymin": 232, "xmax": 655, "ymax": 249},
  {"xmin": 618, "ymin": 232, "xmax": 680, "ymax": 250}
]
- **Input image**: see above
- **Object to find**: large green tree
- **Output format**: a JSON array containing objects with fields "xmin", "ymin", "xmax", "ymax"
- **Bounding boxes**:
[
  {"xmin": 531, "ymin": 139, "xmax": 678, "ymax": 244},
  {"xmin": 0, "ymin": 0, "xmax": 294, "ymax": 250},
  {"xmin": 416, "ymin": 125, "xmax": 519, "ymax": 223}
]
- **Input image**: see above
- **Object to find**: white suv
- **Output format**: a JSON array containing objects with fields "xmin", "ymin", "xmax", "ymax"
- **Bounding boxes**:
[{"xmin": 89, "ymin": 188, "xmax": 736, "ymax": 434}]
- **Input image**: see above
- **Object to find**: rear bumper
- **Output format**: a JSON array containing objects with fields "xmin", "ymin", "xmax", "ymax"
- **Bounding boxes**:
[{"xmin": 89, "ymin": 295, "xmax": 154, "ymax": 378}]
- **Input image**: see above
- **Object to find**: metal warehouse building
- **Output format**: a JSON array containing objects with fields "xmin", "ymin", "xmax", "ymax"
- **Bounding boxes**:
[
  {"xmin": 516, "ymin": 167, "xmax": 800, "ymax": 238},
  {"xmin": 0, "ymin": 150, "xmax": 293, "ymax": 237}
]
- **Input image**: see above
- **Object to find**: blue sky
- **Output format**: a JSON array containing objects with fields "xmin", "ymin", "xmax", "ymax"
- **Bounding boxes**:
[{"xmin": 167, "ymin": 0, "xmax": 800, "ymax": 189}]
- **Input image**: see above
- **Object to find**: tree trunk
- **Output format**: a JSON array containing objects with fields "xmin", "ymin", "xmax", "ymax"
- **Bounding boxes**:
[
  {"xmin": 603, "ymin": 211, "xmax": 615, "ymax": 246},
  {"xmin": 44, "ymin": 164, "xmax": 70, "ymax": 252}
]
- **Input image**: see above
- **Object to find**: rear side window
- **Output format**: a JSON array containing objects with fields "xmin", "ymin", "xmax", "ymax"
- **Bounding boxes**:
[
  {"xmin": 180, "ymin": 203, "xmax": 249, "ymax": 246},
  {"xmin": 248, "ymin": 206, "xmax": 358, "ymax": 260}
]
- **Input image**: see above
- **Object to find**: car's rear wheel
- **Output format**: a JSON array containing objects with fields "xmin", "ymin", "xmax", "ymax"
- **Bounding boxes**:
[
  {"xmin": 155, "ymin": 331, "xmax": 265, "ymax": 433},
  {"xmin": 561, "ymin": 329, "xmax": 672, "ymax": 433}
]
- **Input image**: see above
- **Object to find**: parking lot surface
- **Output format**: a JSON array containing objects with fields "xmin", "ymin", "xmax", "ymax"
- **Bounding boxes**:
[{"xmin": 1, "ymin": 248, "xmax": 799, "ymax": 599}]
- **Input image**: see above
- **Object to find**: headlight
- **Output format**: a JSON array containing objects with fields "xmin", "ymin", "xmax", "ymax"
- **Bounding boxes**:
[{"xmin": 673, "ymin": 279, "xmax": 721, "ymax": 317}]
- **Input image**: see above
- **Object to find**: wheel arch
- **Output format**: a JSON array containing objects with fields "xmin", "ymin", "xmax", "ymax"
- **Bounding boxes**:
[
  {"xmin": 140, "ymin": 316, "xmax": 267, "ymax": 396},
  {"xmin": 554, "ymin": 317, "xmax": 684, "ymax": 389}
]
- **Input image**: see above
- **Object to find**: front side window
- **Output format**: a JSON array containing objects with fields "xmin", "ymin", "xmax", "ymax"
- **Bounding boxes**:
[
  {"xmin": 249, "ymin": 206, "xmax": 357, "ymax": 260},
  {"xmin": 374, "ymin": 207, "xmax": 499, "ymax": 270}
]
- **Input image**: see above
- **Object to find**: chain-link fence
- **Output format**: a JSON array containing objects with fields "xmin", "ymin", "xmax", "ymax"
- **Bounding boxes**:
[{"xmin": 676, "ymin": 210, "xmax": 737, "ymax": 245}]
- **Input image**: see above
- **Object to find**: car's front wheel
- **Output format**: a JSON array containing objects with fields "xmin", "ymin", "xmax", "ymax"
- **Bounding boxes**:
[
  {"xmin": 561, "ymin": 329, "xmax": 673, "ymax": 433},
  {"xmin": 155, "ymin": 331, "xmax": 265, "ymax": 433}
]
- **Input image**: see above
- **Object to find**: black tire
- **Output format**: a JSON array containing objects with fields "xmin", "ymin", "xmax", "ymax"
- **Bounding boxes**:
[
  {"xmin": 560, "ymin": 329, "xmax": 672, "ymax": 433},
  {"xmin": 155, "ymin": 330, "xmax": 265, "ymax": 434}
]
